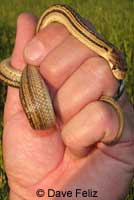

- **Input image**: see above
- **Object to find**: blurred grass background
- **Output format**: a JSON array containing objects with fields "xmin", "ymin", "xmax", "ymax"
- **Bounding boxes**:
[{"xmin": 0, "ymin": 0, "xmax": 133, "ymax": 199}]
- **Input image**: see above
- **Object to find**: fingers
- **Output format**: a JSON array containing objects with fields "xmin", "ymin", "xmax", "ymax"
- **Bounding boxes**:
[
  {"xmin": 61, "ymin": 100, "xmax": 119, "ymax": 157},
  {"xmin": 39, "ymin": 35, "xmax": 97, "ymax": 89},
  {"xmin": 55, "ymin": 57, "xmax": 118, "ymax": 122},
  {"xmin": 23, "ymin": 22, "xmax": 128, "ymax": 158},
  {"xmin": 24, "ymin": 24, "xmax": 98, "ymax": 89},
  {"xmin": 11, "ymin": 18, "xmax": 124, "ymax": 153},
  {"xmin": 4, "ymin": 13, "xmax": 38, "ymax": 124},
  {"xmin": 23, "ymin": 23, "xmax": 119, "ymax": 119},
  {"xmin": 23, "ymin": 21, "xmax": 118, "ymax": 100}
]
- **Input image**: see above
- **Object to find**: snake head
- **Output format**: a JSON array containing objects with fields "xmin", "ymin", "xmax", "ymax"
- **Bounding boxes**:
[{"xmin": 109, "ymin": 47, "xmax": 127, "ymax": 80}]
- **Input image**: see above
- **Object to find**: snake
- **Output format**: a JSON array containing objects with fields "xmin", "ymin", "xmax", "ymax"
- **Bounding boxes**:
[{"xmin": 0, "ymin": 4, "xmax": 126, "ymax": 130}]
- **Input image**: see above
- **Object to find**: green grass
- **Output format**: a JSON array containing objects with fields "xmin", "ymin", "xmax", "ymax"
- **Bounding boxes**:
[{"xmin": 0, "ymin": 0, "xmax": 134, "ymax": 199}]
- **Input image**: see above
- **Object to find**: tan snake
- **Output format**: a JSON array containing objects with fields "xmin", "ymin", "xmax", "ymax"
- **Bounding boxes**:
[{"xmin": 0, "ymin": 4, "xmax": 126, "ymax": 129}]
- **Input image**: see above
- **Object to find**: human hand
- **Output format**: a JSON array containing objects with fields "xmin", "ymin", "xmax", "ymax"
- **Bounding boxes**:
[{"xmin": 3, "ymin": 13, "xmax": 134, "ymax": 200}]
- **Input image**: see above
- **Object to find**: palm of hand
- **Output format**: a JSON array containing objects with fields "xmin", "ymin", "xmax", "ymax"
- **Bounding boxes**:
[{"xmin": 3, "ymin": 92, "xmax": 132, "ymax": 200}]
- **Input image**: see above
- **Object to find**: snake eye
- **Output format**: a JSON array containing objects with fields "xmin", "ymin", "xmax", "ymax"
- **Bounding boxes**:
[{"xmin": 112, "ymin": 65, "xmax": 118, "ymax": 70}]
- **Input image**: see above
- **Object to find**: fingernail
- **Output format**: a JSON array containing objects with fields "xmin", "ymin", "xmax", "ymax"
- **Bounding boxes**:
[{"xmin": 24, "ymin": 38, "xmax": 46, "ymax": 62}]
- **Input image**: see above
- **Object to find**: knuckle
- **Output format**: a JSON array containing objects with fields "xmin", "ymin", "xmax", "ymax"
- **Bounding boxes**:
[
  {"xmin": 81, "ymin": 56, "xmax": 110, "ymax": 83},
  {"xmin": 46, "ymin": 23, "xmax": 69, "ymax": 36},
  {"xmin": 92, "ymin": 57, "xmax": 119, "ymax": 93},
  {"xmin": 94, "ymin": 102, "xmax": 111, "ymax": 125},
  {"xmin": 83, "ymin": 56, "xmax": 118, "ymax": 93},
  {"xmin": 38, "ymin": 23, "xmax": 69, "ymax": 42},
  {"xmin": 40, "ymin": 56, "xmax": 59, "ymax": 79},
  {"xmin": 61, "ymin": 128, "xmax": 76, "ymax": 148},
  {"xmin": 91, "ymin": 57, "xmax": 111, "ymax": 80}
]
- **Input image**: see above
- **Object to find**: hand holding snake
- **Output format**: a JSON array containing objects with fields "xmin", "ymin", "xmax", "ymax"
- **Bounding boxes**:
[{"xmin": 1, "ymin": 5, "xmax": 134, "ymax": 200}]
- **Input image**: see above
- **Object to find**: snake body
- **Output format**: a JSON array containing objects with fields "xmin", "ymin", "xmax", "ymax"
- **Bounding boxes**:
[{"xmin": 0, "ymin": 4, "xmax": 126, "ymax": 129}]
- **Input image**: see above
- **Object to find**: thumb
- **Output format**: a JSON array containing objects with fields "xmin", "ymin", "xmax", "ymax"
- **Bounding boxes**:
[{"xmin": 4, "ymin": 13, "xmax": 38, "ymax": 124}]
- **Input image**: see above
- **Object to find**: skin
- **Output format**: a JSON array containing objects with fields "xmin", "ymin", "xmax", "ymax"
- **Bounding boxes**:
[{"xmin": 2, "ymin": 13, "xmax": 134, "ymax": 200}]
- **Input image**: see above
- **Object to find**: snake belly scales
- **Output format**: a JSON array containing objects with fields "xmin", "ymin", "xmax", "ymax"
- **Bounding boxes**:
[{"xmin": 0, "ymin": 4, "xmax": 126, "ymax": 129}]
